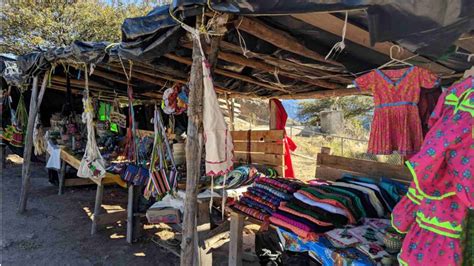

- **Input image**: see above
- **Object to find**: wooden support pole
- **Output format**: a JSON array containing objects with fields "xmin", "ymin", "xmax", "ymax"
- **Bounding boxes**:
[
  {"xmin": 126, "ymin": 184, "xmax": 134, "ymax": 243},
  {"xmin": 18, "ymin": 74, "xmax": 48, "ymax": 213},
  {"xmin": 180, "ymin": 16, "xmax": 205, "ymax": 266},
  {"xmin": 228, "ymin": 212, "xmax": 244, "ymax": 266},
  {"xmin": 91, "ymin": 183, "xmax": 104, "ymax": 235},
  {"xmin": 58, "ymin": 160, "xmax": 66, "ymax": 195}
]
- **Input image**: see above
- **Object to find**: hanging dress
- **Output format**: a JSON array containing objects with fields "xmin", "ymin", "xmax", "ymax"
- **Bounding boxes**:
[
  {"xmin": 391, "ymin": 77, "xmax": 473, "ymax": 266},
  {"xmin": 353, "ymin": 66, "xmax": 439, "ymax": 155}
]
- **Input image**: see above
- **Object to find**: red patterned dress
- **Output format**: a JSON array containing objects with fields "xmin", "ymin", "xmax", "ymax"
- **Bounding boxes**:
[{"xmin": 354, "ymin": 66, "xmax": 439, "ymax": 155}]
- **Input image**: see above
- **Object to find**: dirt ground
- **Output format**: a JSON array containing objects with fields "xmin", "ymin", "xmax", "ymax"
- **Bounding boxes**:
[{"xmin": 1, "ymin": 153, "xmax": 259, "ymax": 266}]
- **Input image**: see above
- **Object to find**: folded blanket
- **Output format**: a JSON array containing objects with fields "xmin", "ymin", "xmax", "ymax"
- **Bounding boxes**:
[
  {"xmin": 270, "ymin": 214, "xmax": 318, "ymax": 241},
  {"xmin": 255, "ymin": 183, "xmax": 292, "ymax": 201},
  {"xmin": 240, "ymin": 197, "xmax": 274, "ymax": 214},
  {"xmin": 279, "ymin": 202, "xmax": 333, "ymax": 227},
  {"xmin": 256, "ymin": 177, "xmax": 301, "ymax": 193},
  {"xmin": 248, "ymin": 187, "xmax": 283, "ymax": 206},
  {"xmin": 297, "ymin": 190, "xmax": 356, "ymax": 224},
  {"xmin": 243, "ymin": 192, "xmax": 277, "ymax": 211},
  {"xmin": 291, "ymin": 199, "xmax": 349, "ymax": 227},
  {"xmin": 233, "ymin": 202, "xmax": 269, "ymax": 221}
]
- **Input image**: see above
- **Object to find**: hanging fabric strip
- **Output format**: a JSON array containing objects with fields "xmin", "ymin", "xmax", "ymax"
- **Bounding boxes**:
[{"xmin": 179, "ymin": 22, "xmax": 234, "ymax": 177}]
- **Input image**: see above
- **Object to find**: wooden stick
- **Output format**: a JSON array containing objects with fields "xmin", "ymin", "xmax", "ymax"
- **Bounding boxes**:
[
  {"xmin": 126, "ymin": 184, "xmax": 134, "ymax": 243},
  {"xmin": 180, "ymin": 16, "xmax": 205, "ymax": 266},
  {"xmin": 58, "ymin": 160, "xmax": 66, "ymax": 195},
  {"xmin": 18, "ymin": 74, "xmax": 48, "ymax": 213},
  {"xmin": 91, "ymin": 183, "xmax": 104, "ymax": 235},
  {"xmin": 228, "ymin": 212, "xmax": 244, "ymax": 266}
]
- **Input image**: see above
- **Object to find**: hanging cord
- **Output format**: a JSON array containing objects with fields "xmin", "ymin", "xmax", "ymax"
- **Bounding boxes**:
[
  {"xmin": 119, "ymin": 57, "xmax": 138, "ymax": 163},
  {"xmin": 325, "ymin": 11, "xmax": 348, "ymax": 60},
  {"xmin": 236, "ymin": 18, "xmax": 251, "ymax": 58}
]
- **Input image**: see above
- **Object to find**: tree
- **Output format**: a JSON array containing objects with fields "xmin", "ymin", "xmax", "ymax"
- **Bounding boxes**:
[
  {"xmin": 298, "ymin": 95, "xmax": 373, "ymax": 126},
  {"xmin": 0, "ymin": 0, "xmax": 165, "ymax": 54}
]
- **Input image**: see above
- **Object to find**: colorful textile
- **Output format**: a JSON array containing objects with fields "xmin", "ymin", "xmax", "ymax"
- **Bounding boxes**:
[
  {"xmin": 308, "ymin": 178, "xmax": 332, "ymax": 186},
  {"xmin": 300, "ymin": 187, "xmax": 359, "ymax": 222},
  {"xmin": 270, "ymin": 214, "xmax": 318, "ymax": 241},
  {"xmin": 232, "ymin": 202, "xmax": 269, "ymax": 221},
  {"xmin": 317, "ymin": 185, "xmax": 367, "ymax": 218},
  {"xmin": 333, "ymin": 182, "xmax": 385, "ymax": 217},
  {"xmin": 242, "ymin": 192, "xmax": 277, "ymax": 211},
  {"xmin": 398, "ymin": 195, "xmax": 467, "ymax": 266},
  {"xmin": 342, "ymin": 180, "xmax": 392, "ymax": 212},
  {"xmin": 279, "ymin": 202, "xmax": 334, "ymax": 227},
  {"xmin": 294, "ymin": 192, "xmax": 351, "ymax": 220},
  {"xmin": 247, "ymin": 187, "xmax": 282, "ymax": 206},
  {"xmin": 270, "ymin": 99, "xmax": 297, "ymax": 178},
  {"xmin": 406, "ymin": 78, "xmax": 473, "ymax": 200},
  {"xmin": 291, "ymin": 199, "xmax": 349, "ymax": 226},
  {"xmin": 274, "ymin": 209, "xmax": 331, "ymax": 234},
  {"xmin": 380, "ymin": 177, "xmax": 408, "ymax": 202},
  {"xmin": 254, "ymin": 183, "xmax": 292, "ymax": 200},
  {"xmin": 256, "ymin": 177, "xmax": 299, "ymax": 193},
  {"xmin": 277, "ymin": 227, "xmax": 375, "ymax": 266},
  {"xmin": 240, "ymin": 197, "xmax": 274, "ymax": 214},
  {"xmin": 391, "ymin": 185, "xmax": 423, "ymax": 234},
  {"xmin": 353, "ymin": 66, "xmax": 439, "ymax": 155}
]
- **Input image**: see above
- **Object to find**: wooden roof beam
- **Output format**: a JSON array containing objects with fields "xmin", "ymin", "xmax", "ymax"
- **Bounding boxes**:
[
  {"xmin": 291, "ymin": 13, "xmax": 454, "ymax": 75},
  {"xmin": 180, "ymin": 42, "xmax": 344, "ymax": 89},
  {"xmin": 164, "ymin": 53, "xmax": 292, "ymax": 93},
  {"xmin": 218, "ymin": 41, "xmax": 353, "ymax": 84},
  {"xmin": 235, "ymin": 17, "xmax": 344, "ymax": 68},
  {"xmin": 275, "ymin": 88, "xmax": 366, "ymax": 99}
]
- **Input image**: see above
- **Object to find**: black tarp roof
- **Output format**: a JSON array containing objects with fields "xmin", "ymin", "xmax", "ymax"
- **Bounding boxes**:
[{"xmin": 1, "ymin": 0, "xmax": 473, "ymax": 99}]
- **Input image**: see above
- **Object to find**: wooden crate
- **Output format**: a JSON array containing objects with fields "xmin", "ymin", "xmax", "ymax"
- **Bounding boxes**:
[{"xmin": 231, "ymin": 130, "xmax": 285, "ymax": 176}]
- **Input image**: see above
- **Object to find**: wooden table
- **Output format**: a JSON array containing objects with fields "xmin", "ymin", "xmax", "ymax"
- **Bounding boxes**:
[{"xmin": 54, "ymin": 148, "xmax": 138, "ymax": 242}]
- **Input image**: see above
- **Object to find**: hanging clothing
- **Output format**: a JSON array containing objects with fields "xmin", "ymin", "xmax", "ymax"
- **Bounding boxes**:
[
  {"xmin": 353, "ymin": 66, "xmax": 439, "ymax": 155},
  {"xmin": 406, "ymin": 78, "xmax": 473, "ymax": 200},
  {"xmin": 203, "ymin": 59, "xmax": 234, "ymax": 176},
  {"xmin": 392, "ymin": 77, "xmax": 474, "ymax": 266},
  {"xmin": 270, "ymin": 99, "xmax": 297, "ymax": 178},
  {"xmin": 397, "ymin": 195, "xmax": 467, "ymax": 266},
  {"xmin": 418, "ymin": 87, "xmax": 442, "ymax": 136}
]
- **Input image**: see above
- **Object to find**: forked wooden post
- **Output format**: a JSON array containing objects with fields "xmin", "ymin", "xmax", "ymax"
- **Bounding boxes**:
[
  {"xmin": 180, "ymin": 16, "xmax": 205, "ymax": 266},
  {"xmin": 18, "ymin": 73, "xmax": 48, "ymax": 213}
]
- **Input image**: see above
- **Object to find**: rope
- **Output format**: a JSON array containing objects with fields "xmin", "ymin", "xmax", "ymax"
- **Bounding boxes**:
[{"xmin": 236, "ymin": 18, "xmax": 251, "ymax": 58}]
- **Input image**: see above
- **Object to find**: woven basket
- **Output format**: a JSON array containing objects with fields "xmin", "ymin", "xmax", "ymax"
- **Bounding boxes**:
[{"xmin": 383, "ymin": 231, "xmax": 403, "ymax": 253}]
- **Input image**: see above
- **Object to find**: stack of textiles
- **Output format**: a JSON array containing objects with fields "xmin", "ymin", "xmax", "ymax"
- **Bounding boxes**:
[
  {"xmin": 231, "ymin": 177, "xmax": 302, "ymax": 222},
  {"xmin": 269, "ymin": 175, "xmax": 406, "ymax": 240}
]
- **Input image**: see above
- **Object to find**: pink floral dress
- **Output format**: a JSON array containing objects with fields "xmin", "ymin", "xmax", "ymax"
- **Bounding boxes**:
[
  {"xmin": 354, "ymin": 66, "xmax": 439, "ymax": 155},
  {"xmin": 392, "ymin": 77, "xmax": 473, "ymax": 266}
]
